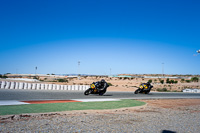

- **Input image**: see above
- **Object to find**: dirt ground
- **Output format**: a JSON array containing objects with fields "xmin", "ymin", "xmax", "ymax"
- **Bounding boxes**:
[{"xmin": 140, "ymin": 99, "xmax": 200, "ymax": 110}]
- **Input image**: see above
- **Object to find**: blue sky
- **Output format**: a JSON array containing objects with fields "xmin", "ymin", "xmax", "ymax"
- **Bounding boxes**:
[{"xmin": 0, "ymin": 0, "xmax": 199, "ymax": 75}]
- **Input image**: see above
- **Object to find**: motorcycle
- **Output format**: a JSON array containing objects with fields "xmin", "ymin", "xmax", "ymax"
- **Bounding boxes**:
[
  {"xmin": 134, "ymin": 83, "xmax": 153, "ymax": 94},
  {"xmin": 84, "ymin": 82, "xmax": 108, "ymax": 96}
]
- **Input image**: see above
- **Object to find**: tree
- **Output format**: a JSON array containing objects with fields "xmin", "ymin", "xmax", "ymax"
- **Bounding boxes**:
[
  {"xmin": 160, "ymin": 80, "xmax": 164, "ymax": 84},
  {"xmin": 166, "ymin": 78, "xmax": 170, "ymax": 84},
  {"xmin": 191, "ymin": 77, "xmax": 199, "ymax": 82}
]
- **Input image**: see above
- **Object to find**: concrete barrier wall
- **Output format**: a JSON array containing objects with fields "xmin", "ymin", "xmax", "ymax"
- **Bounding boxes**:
[
  {"xmin": 45, "ymin": 84, "xmax": 48, "ymax": 90},
  {"xmin": 10, "ymin": 82, "xmax": 15, "ymax": 89},
  {"xmin": 48, "ymin": 84, "xmax": 52, "ymax": 90},
  {"xmin": 19, "ymin": 82, "xmax": 24, "ymax": 89},
  {"xmin": 5, "ymin": 81, "xmax": 10, "ymax": 89},
  {"xmin": 0, "ymin": 81, "xmax": 89, "ymax": 91},
  {"xmin": 64, "ymin": 85, "xmax": 68, "ymax": 90},
  {"xmin": 15, "ymin": 82, "xmax": 19, "ymax": 89},
  {"xmin": 32, "ymin": 83, "xmax": 36, "ymax": 90},
  {"xmin": 1, "ymin": 81, "xmax": 6, "ymax": 89},
  {"xmin": 24, "ymin": 83, "xmax": 28, "ymax": 89},
  {"xmin": 28, "ymin": 83, "xmax": 32, "ymax": 89},
  {"xmin": 41, "ymin": 84, "xmax": 45, "ymax": 90}
]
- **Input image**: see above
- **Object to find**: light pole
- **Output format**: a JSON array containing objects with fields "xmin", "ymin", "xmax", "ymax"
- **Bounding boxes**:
[
  {"xmin": 162, "ymin": 63, "xmax": 164, "ymax": 77},
  {"xmin": 35, "ymin": 66, "xmax": 37, "ymax": 82},
  {"xmin": 78, "ymin": 61, "xmax": 80, "ymax": 79}
]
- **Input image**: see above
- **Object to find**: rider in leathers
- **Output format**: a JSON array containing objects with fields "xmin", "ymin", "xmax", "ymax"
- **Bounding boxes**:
[{"xmin": 93, "ymin": 79, "xmax": 109, "ymax": 93}]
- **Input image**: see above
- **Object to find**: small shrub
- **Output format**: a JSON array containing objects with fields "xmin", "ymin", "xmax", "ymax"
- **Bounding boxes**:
[
  {"xmin": 156, "ymin": 88, "xmax": 167, "ymax": 92},
  {"xmin": 107, "ymin": 82, "xmax": 113, "ymax": 86},
  {"xmin": 156, "ymin": 88, "xmax": 161, "ymax": 91},
  {"xmin": 185, "ymin": 80, "xmax": 191, "ymax": 83},
  {"xmin": 160, "ymin": 80, "xmax": 164, "ymax": 84},
  {"xmin": 191, "ymin": 77, "xmax": 199, "ymax": 82},
  {"xmin": 181, "ymin": 79, "xmax": 185, "ymax": 83},
  {"xmin": 57, "ymin": 79, "xmax": 68, "ymax": 82},
  {"xmin": 162, "ymin": 88, "xmax": 167, "ymax": 91}
]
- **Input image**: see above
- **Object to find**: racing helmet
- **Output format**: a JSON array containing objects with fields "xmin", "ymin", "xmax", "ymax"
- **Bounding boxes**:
[{"xmin": 101, "ymin": 79, "xmax": 105, "ymax": 83}]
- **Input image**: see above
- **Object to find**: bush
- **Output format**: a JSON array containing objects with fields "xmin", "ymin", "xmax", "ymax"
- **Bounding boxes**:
[
  {"xmin": 185, "ymin": 80, "xmax": 191, "ymax": 83},
  {"xmin": 107, "ymin": 82, "xmax": 113, "ymax": 86},
  {"xmin": 181, "ymin": 79, "xmax": 185, "ymax": 83},
  {"xmin": 166, "ymin": 78, "xmax": 178, "ymax": 84},
  {"xmin": 191, "ymin": 77, "xmax": 199, "ymax": 82},
  {"xmin": 160, "ymin": 80, "xmax": 164, "ymax": 84},
  {"xmin": 57, "ymin": 79, "xmax": 68, "ymax": 82},
  {"xmin": 156, "ymin": 88, "xmax": 168, "ymax": 92},
  {"xmin": 162, "ymin": 88, "xmax": 167, "ymax": 91},
  {"xmin": 148, "ymin": 79, "xmax": 152, "ymax": 83}
]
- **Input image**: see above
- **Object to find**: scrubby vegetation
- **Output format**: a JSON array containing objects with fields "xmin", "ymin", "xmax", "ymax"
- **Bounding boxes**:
[
  {"xmin": 107, "ymin": 82, "xmax": 113, "ymax": 86},
  {"xmin": 0, "ymin": 74, "xmax": 8, "ymax": 78},
  {"xmin": 166, "ymin": 78, "xmax": 178, "ymax": 84},
  {"xmin": 57, "ymin": 79, "xmax": 68, "ymax": 82},
  {"xmin": 156, "ymin": 88, "xmax": 168, "ymax": 92}
]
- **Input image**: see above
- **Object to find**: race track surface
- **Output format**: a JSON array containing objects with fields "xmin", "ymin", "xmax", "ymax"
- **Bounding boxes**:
[{"xmin": 0, "ymin": 89, "xmax": 200, "ymax": 101}]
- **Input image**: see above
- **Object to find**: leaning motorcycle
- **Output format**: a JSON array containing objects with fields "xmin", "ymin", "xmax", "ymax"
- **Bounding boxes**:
[
  {"xmin": 84, "ymin": 82, "xmax": 107, "ymax": 96},
  {"xmin": 134, "ymin": 83, "xmax": 153, "ymax": 94}
]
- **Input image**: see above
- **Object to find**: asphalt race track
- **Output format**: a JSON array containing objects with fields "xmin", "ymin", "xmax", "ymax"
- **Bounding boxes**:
[{"xmin": 0, "ymin": 89, "xmax": 200, "ymax": 101}]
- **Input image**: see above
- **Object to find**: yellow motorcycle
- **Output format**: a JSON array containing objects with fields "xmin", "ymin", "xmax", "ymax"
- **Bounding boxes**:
[
  {"xmin": 134, "ymin": 82, "xmax": 153, "ymax": 94},
  {"xmin": 84, "ymin": 82, "xmax": 107, "ymax": 95}
]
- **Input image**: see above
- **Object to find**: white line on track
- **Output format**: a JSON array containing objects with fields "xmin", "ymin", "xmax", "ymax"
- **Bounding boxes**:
[
  {"xmin": 72, "ymin": 99, "xmax": 121, "ymax": 102},
  {"xmin": 0, "ymin": 100, "xmax": 30, "ymax": 106}
]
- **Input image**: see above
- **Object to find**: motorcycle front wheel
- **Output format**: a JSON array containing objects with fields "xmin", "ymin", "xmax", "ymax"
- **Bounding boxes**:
[
  {"xmin": 84, "ymin": 89, "xmax": 91, "ymax": 95},
  {"xmin": 134, "ymin": 89, "xmax": 140, "ymax": 94}
]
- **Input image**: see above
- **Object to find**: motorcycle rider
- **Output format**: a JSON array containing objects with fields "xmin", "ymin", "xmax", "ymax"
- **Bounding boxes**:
[
  {"xmin": 93, "ymin": 79, "xmax": 109, "ymax": 92},
  {"xmin": 140, "ymin": 82, "xmax": 151, "ymax": 89}
]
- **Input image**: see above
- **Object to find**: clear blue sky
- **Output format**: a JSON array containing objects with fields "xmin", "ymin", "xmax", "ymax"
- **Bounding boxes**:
[{"xmin": 0, "ymin": 0, "xmax": 200, "ymax": 75}]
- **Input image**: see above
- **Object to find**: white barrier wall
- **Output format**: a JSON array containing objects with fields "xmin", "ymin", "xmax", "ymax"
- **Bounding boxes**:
[
  {"xmin": 28, "ymin": 83, "xmax": 32, "ymax": 89},
  {"xmin": 19, "ymin": 82, "xmax": 24, "ymax": 89},
  {"xmin": 1, "ymin": 81, "xmax": 6, "ymax": 89},
  {"xmin": 75, "ymin": 85, "xmax": 79, "ymax": 90},
  {"xmin": 5, "ymin": 82, "xmax": 10, "ymax": 89},
  {"xmin": 0, "ymin": 81, "xmax": 91, "ymax": 91},
  {"xmin": 79, "ymin": 85, "xmax": 83, "ymax": 90},
  {"xmin": 72, "ymin": 85, "xmax": 76, "ymax": 90},
  {"xmin": 36, "ymin": 84, "xmax": 41, "ymax": 90},
  {"xmin": 56, "ymin": 85, "xmax": 60, "ymax": 90},
  {"xmin": 60, "ymin": 85, "xmax": 64, "ymax": 90},
  {"xmin": 68, "ymin": 85, "xmax": 71, "ymax": 90},
  {"xmin": 32, "ymin": 83, "xmax": 36, "ymax": 90},
  {"xmin": 52, "ymin": 84, "xmax": 56, "ymax": 90},
  {"xmin": 15, "ymin": 82, "xmax": 19, "ymax": 89},
  {"xmin": 45, "ymin": 84, "xmax": 48, "ymax": 90},
  {"xmin": 41, "ymin": 84, "xmax": 45, "ymax": 90},
  {"xmin": 10, "ymin": 82, "xmax": 15, "ymax": 89},
  {"xmin": 64, "ymin": 85, "xmax": 68, "ymax": 90},
  {"xmin": 24, "ymin": 83, "xmax": 28, "ymax": 89},
  {"xmin": 48, "ymin": 84, "xmax": 52, "ymax": 90}
]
